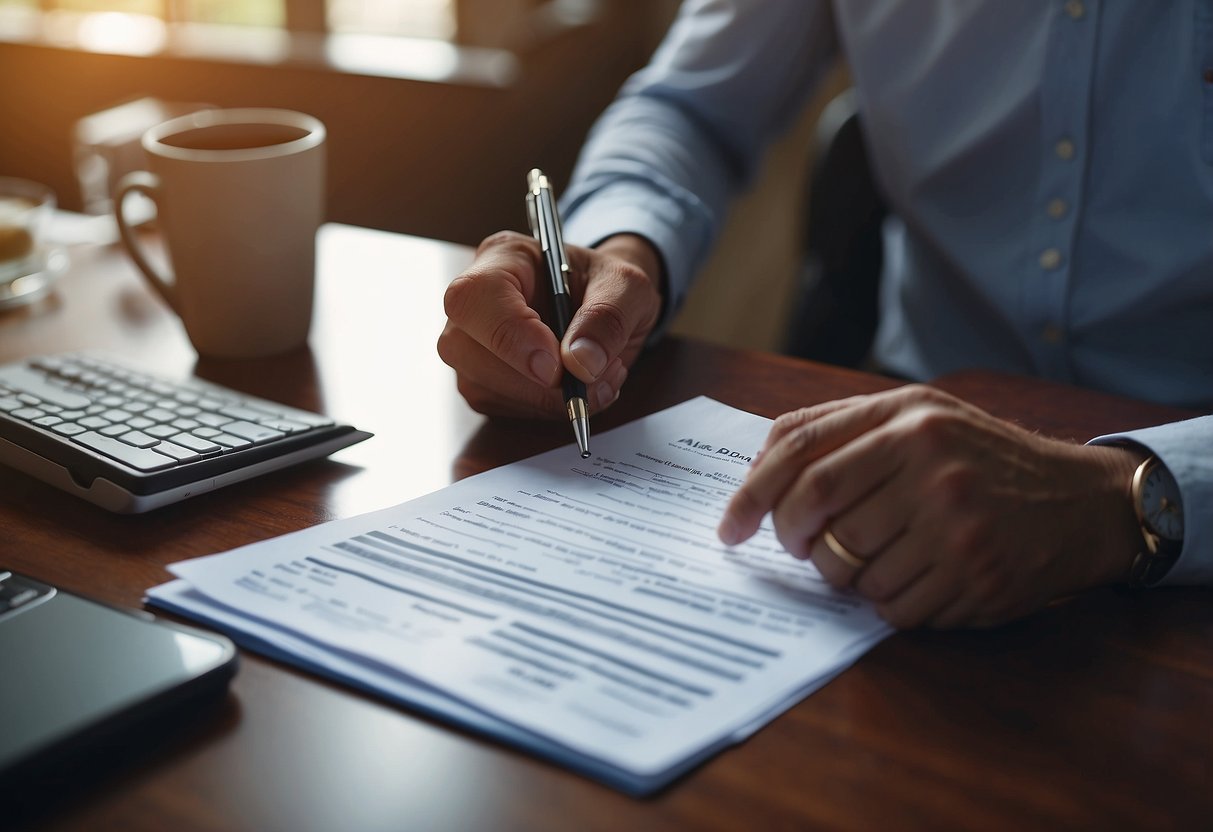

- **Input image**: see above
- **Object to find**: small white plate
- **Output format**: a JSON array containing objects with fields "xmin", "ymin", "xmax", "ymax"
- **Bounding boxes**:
[{"xmin": 0, "ymin": 246, "xmax": 69, "ymax": 310}]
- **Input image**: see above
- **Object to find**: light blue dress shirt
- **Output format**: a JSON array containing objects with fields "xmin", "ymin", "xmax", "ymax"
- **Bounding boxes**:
[{"xmin": 561, "ymin": 0, "xmax": 1213, "ymax": 585}]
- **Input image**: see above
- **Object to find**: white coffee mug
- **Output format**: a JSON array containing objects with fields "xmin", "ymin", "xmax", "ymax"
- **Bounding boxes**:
[{"xmin": 114, "ymin": 108, "xmax": 325, "ymax": 358}]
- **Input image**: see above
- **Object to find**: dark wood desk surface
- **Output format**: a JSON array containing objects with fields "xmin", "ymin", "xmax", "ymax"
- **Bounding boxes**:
[{"xmin": 3, "ymin": 225, "xmax": 1210, "ymax": 830}]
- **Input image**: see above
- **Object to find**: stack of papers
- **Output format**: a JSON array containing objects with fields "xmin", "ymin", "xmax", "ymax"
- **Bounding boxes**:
[{"xmin": 149, "ymin": 397, "xmax": 891, "ymax": 795}]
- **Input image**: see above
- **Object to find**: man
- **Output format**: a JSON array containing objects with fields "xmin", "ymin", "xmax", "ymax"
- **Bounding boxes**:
[{"xmin": 438, "ymin": 1, "xmax": 1212, "ymax": 627}]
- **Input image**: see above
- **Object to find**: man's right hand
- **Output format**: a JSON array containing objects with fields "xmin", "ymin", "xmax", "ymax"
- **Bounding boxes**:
[{"xmin": 438, "ymin": 231, "xmax": 664, "ymax": 419}]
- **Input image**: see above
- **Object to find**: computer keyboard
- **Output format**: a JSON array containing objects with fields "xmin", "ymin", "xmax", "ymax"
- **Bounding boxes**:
[{"xmin": 0, "ymin": 353, "xmax": 372, "ymax": 512}]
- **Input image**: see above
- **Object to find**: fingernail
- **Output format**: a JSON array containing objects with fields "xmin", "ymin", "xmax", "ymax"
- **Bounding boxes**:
[
  {"xmin": 609, "ymin": 360, "xmax": 628, "ymax": 388},
  {"xmin": 529, "ymin": 351, "xmax": 559, "ymax": 384},
  {"xmin": 591, "ymin": 380, "xmax": 615, "ymax": 410},
  {"xmin": 569, "ymin": 338, "xmax": 608, "ymax": 378},
  {"xmin": 718, "ymin": 517, "xmax": 739, "ymax": 546}
]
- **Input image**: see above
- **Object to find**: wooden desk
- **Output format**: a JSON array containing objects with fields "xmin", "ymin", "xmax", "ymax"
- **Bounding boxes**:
[{"xmin": 3, "ymin": 226, "xmax": 1210, "ymax": 830}]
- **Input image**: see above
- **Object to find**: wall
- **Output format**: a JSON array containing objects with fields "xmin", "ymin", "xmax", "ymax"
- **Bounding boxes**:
[{"xmin": 0, "ymin": 3, "xmax": 676, "ymax": 246}]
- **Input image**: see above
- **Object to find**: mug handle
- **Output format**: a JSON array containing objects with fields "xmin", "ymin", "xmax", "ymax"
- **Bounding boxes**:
[{"xmin": 114, "ymin": 171, "xmax": 179, "ymax": 313}]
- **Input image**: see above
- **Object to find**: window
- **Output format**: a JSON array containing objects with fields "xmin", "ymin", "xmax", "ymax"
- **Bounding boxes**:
[
  {"xmin": 0, "ymin": 0, "xmax": 600, "ymax": 77},
  {"xmin": 329, "ymin": 0, "xmax": 453, "ymax": 40},
  {"xmin": 0, "ymin": 0, "xmax": 551, "ymax": 41},
  {"xmin": 176, "ymin": 0, "xmax": 284, "ymax": 27}
]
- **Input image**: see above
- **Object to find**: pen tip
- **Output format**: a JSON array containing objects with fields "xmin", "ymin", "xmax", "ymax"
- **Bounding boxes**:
[{"xmin": 581, "ymin": 450, "xmax": 591, "ymax": 459}]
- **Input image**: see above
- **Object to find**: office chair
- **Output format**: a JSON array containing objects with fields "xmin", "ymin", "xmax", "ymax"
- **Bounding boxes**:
[{"xmin": 784, "ymin": 89, "xmax": 888, "ymax": 368}]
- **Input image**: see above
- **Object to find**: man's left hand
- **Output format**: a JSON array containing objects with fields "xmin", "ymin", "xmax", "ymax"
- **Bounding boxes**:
[{"xmin": 718, "ymin": 385, "xmax": 1143, "ymax": 628}]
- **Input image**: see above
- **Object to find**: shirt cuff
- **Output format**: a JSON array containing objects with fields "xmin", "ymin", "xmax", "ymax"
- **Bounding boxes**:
[
  {"xmin": 1089, "ymin": 414, "xmax": 1213, "ymax": 586},
  {"xmin": 561, "ymin": 179, "xmax": 709, "ymax": 341}
]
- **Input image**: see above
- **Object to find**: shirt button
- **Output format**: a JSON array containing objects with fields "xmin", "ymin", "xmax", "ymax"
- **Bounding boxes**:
[
  {"xmin": 1055, "ymin": 138, "xmax": 1076, "ymax": 160},
  {"xmin": 1065, "ymin": 0, "xmax": 1085, "ymax": 19},
  {"xmin": 1039, "ymin": 247, "xmax": 1063, "ymax": 270},
  {"xmin": 1042, "ymin": 324, "xmax": 1064, "ymax": 345},
  {"xmin": 1047, "ymin": 198, "xmax": 1068, "ymax": 219}
]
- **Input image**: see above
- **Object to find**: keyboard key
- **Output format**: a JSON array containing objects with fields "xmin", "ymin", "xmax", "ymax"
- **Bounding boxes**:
[
  {"xmin": 100, "ymin": 423, "xmax": 129, "ymax": 437},
  {"xmin": 222, "ymin": 421, "xmax": 286, "ymax": 444},
  {"xmin": 0, "ymin": 366, "xmax": 92, "ymax": 409},
  {"xmin": 172, "ymin": 418, "xmax": 201, "ymax": 431},
  {"xmin": 281, "ymin": 410, "xmax": 334, "ymax": 428},
  {"xmin": 221, "ymin": 405, "xmax": 277, "ymax": 422},
  {"xmin": 30, "ymin": 356, "xmax": 66, "ymax": 373},
  {"xmin": 170, "ymin": 433, "xmax": 222, "ymax": 454},
  {"xmin": 259, "ymin": 418, "xmax": 313, "ymax": 434},
  {"xmin": 196, "ymin": 412, "xmax": 231, "ymax": 426},
  {"xmin": 52, "ymin": 422, "xmax": 87, "ymax": 436},
  {"xmin": 78, "ymin": 416, "xmax": 111, "ymax": 430},
  {"xmin": 101, "ymin": 409, "xmax": 134, "ymax": 423},
  {"xmin": 12, "ymin": 407, "xmax": 46, "ymax": 421},
  {"xmin": 210, "ymin": 432, "xmax": 252, "ymax": 449},
  {"xmin": 127, "ymin": 417, "xmax": 155, "ymax": 431},
  {"xmin": 196, "ymin": 412, "xmax": 232, "ymax": 428},
  {"xmin": 117, "ymin": 430, "xmax": 159, "ymax": 449},
  {"xmin": 154, "ymin": 440, "xmax": 201, "ymax": 463},
  {"xmin": 193, "ymin": 427, "xmax": 221, "ymax": 438},
  {"xmin": 33, "ymin": 415, "xmax": 63, "ymax": 427},
  {"xmin": 146, "ymin": 424, "xmax": 179, "ymax": 439},
  {"xmin": 72, "ymin": 431, "xmax": 176, "ymax": 471}
]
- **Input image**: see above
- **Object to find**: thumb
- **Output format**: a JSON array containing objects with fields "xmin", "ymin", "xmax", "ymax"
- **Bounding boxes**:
[{"xmin": 562, "ymin": 244, "xmax": 662, "ymax": 383}]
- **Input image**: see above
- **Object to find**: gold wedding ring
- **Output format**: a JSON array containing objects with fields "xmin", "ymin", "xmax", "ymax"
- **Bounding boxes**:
[{"xmin": 822, "ymin": 527, "xmax": 867, "ymax": 569}]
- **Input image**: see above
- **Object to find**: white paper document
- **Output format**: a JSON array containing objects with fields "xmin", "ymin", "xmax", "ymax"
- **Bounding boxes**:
[{"xmin": 149, "ymin": 397, "xmax": 892, "ymax": 793}]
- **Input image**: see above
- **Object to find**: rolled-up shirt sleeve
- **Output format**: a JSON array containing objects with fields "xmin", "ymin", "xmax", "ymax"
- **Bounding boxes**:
[
  {"xmin": 1090, "ymin": 415, "xmax": 1213, "ymax": 586},
  {"xmin": 560, "ymin": 0, "xmax": 838, "ymax": 333}
]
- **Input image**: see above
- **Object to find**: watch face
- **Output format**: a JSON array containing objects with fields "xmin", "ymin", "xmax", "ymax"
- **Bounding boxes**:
[{"xmin": 1142, "ymin": 462, "xmax": 1185, "ymax": 542}]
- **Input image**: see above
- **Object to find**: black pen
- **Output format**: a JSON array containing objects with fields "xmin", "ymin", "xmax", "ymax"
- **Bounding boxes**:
[{"xmin": 526, "ymin": 168, "xmax": 590, "ymax": 458}]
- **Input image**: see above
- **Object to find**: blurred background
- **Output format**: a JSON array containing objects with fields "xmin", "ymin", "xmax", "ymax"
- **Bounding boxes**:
[{"xmin": 0, "ymin": 0, "xmax": 846, "ymax": 351}]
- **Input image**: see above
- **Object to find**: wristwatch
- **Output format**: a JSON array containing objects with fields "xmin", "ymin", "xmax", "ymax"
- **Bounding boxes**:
[{"xmin": 1129, "ymin": 455, "xmax": 1184, "ymax": 586}]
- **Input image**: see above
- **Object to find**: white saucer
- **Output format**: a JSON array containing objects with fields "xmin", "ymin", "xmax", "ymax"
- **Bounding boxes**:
[{"xmin": 0, "ymin": 247, "xmax": 68, "ymax": 310}]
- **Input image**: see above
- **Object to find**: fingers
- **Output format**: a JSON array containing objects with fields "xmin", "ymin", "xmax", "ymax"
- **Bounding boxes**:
[
  {"xmin": 770, "ymin": 427, "xmax": 905, "ymax": 559},
  {"xmin": 757, "ymin": 396, "xmax": 872, "ymax": 459},
  {"xmin": 873, "ymin": 565, "xmax": 962, "ymax": 630},
  {"xmin": 801, "ymin": 460, "xmax": 924, "ymax": 593},
  {"xmin": 562, "ymin": 243, "xmax": 661, "ymax": 383},
  {"xmin": 440, "ymin": 321, "xmax": 628, "ymax": 417},
  {"xmin": 718, "ymin": 392, "xmax": 910, "ymax": 546},
  {"xmin": 442, "ymin": 232, "xmax": 563, "ymax": 388},
  {"xmin": 815, "ymin": 521, "xmax": 962, "ymax": 630},
  {"xmin": 809, "ymin": 525, "xmax": 875, "ymax": 586},
  {"xmin": 441, "ymin": 230, "xmax": 661, "ymax": 419}
]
